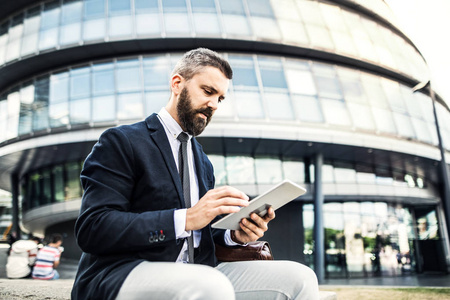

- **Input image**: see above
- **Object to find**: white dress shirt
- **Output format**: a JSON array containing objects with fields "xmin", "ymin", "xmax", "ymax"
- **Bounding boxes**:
[{"xmin": 157, "ymin": 108, "xmax": 238, "ymax": 263}]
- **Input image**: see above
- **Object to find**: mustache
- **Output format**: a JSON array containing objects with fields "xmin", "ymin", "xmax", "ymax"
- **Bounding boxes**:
[{"xmin": 196, "ymin": 107, "xmax": 213, "ymax": 119}]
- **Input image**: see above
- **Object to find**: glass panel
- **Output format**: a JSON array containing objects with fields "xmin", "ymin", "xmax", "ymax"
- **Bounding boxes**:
[
  {"xmin": 53, "ymin": 165, "xmax": 65, "ymax": 202},
  {"xmin": 117, "ymin": 93, "xmax": 144, "ymax": 120},
  {"xmin": 382, "ymin": 79, "xmax": 406, "ymax": 113},
  {"xmin": 70, "ymin": 98, "xmax": 90, "ymax": 124},
  {"xmin": 214, "ymin": 91, "xmax": 234, "ymax": 118},
  {"xmin": 372, "ymin": 107, "xmax": 397, "ymax": 135},
  {"xmin": 208, "ymin": 155, "xmax": 227, "ymax": 185},
  {"xmin": 39, "ymin": 7, "xmax": 60, "ymax": 50},
  {"xmin": 229, "ymin": 56, "xmax": 258, "ymax": 90},
  {"xmin": 264, "ymin": 93, "xmax": 293, "ymax": 120},
  {"xmin": 285, "ymin": 63, "xmax": 316, "ymax": 96},
  {"xmin": 235, "ymin": 91, "xmax": 264, "ymax": 119},
  {"xmin": 247, "ymin": 0, "xmax": 274, "ymax": 18},
  {"xmin": 226, "ymin": 156, "xmax": 255, "ymax": 184},
  {"xmin": 49, "ymin": 102, "xmax": 69, "ymax": 127},
  {"xmin": 109, "ymin": 0, "xmax": 131, "ymax": 15},
  {"xmin": 70, "ymin": 67, "xmax": 91, "ymax": 99},
  {"xmin": 292, "ymin": 95, "xmax": 323, "ymax": 123},
  {"xmin": 135, "ymin": 0, "xmax": 159, "ymax": 11},
  {"xmin": 347, "ymin": 102, "xmax": 375, "ymax": 130},
  {"xmin": 222, "ymin": 14, "xmax": 251, "ymax": 36},
  {"xmin": 251, "ymin": 17, "xmax": 280, "ymax": 40},
  {"xmin": 145, "ymin": 91, "xmax": 170, "ymax": 115},
  {"xmin": 255, "ymin": 158, "xmax": 282, "ymax": 184},
  {"xmin": 313, "ymin": 64, "xmax": 342, "ymax": 99},
  {"xmin": 65, "ymin": 162, "xmax": 82, "ymax": 200},
  {"xmin": 282, "ymin": 161, "xmax": 305, "ymax": 183},
  {"xmin": 393, "ymin": 112, "xmax": 415, "ymax": 139},
  {"xmin": 92, "ymin": 63, "xmax": 115, "ymax": 96},
  {"xmin": 279, "ymin": 19, "xmax": 309, "ymax": 45},
  {"xmin": 163, "ymin": 0, "xmax": 190, "ymax": 35},
  {"xmin": 218, "ymin": 0, "xmax": 245, "ymax": 15},
  {"xmin": 92, "ymin": 95, "xmax": 115, "ymax": 122},
  {"xmin": 322, "ymin": 164, "xmax": 335, "ymax": 183},
  {"xmin": 60, "ymin": 1, "xmax": 82, "ymax": 45},
  {"xmin": 411, "ymin": 118, "xmax": 432, "ymax": 143},
  {"xmin": 83, "ymin": 18, "xmax": 106, "ymax": 40},
  {"xmin": 0, "ymin": 22, "xmax": 9, "ymax": 65},
  {"xmin": 164, "ymin": 13, "xmax": 190, "ymax": 35},
  {"xmin": 361, "ymin": 73, "xmax": 389, "ymax": 109},
  {"xmin": 33, "ymin": 78, "xmax": 50, "ymax": 131},
  {"xmin": 109, "ymin": 15, "xmax": 133, "ymax": 37},
  {"xmin": 258, "ymin": 58, "xmax": 287, "ymax": 90},
  {"xmin": 0, "ymin": 100, "xmax": 6, "ymax": 142},
  {"xmin": 338, "ymin": 68, "xmax": 367, "ymax": 104},
  {"xmin": 143, "ymin": 56, "xmax": 170, "ymax": 90},
  {"xmin": 6, "ymin": 24, "xmax": 24, "ymax": 62},
  {"xmin": 7, "ymin": 92, "xmax": 20, "ymax": 139},
  {"xmin": 136, "ymin": 13, "xmax": 161, "ymax": 35},
  {"xmin": 321, "ymin": 98, "xmax": 351, "ymax": 127},
  {"xmin": 116, "ymin": 60, "xmax": 141, "ymax": 93},
  {"xmin": 305, "ymin": 24, "xmax": 334, "ymax": 49},
  {"xmin": 41, "ymin": 169, "xmax": 52, "ymax": 205},
  {"xmin": 84, "ymin": 0, "xmax": 105, "ymax": 19},
  {"xmin": 50, "ymin": 73, "xmax": 69, "ymax": 104},
  {"xmin": 193, "ymin": 13, "xmax": 220, "ymax": 35},
  {"xmin": 334, "ymin": 168, "xmax": 356, "ymax": 183}
]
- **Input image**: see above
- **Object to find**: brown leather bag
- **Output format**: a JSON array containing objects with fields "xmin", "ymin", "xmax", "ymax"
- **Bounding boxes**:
[{"xmin": 215, "ymin": 241, "xmax": 274, "ymax": 262}]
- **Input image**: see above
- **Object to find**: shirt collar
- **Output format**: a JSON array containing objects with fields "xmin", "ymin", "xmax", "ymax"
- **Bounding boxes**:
[{"xmin": 158, "ymin": 107, "xmax": 192, "ymax": 141}]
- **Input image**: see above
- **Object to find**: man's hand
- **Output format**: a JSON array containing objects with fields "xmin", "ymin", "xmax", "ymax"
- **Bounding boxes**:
[
  {"xmin": 185, "ymin": 186, "xmax": 249, "ymax": 231},
  {"xmin": 232, "ymin": 207, "xmax": 276, "ymax": 244}
]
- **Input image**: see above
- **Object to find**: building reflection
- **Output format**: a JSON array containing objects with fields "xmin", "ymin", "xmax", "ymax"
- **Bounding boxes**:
[{"xmin": 304, "ymin": 202, "xmax": 421, "ymax": 278}]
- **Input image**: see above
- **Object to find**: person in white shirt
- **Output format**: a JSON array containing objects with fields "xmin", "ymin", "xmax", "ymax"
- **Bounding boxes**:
[{"xmin": 6, "ymin": 236, "xmax": 40, "ymax": 279}]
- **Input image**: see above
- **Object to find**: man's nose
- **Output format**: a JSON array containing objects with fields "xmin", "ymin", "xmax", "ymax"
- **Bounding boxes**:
[{"xmin": 208, "ymin": 98, "xmax": 219, "ymax": 111}]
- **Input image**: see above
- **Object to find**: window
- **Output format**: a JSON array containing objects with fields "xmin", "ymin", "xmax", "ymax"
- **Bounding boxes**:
[
  {"xmin": 39, "ymin": 4, "xmax": 60, "ymax": 50},
  {"xmin": 226, "ymin": 156, "xmax": 255, "ymax": 185},
  {"xmin": 255, "ymin": 158, "xmax": 282, "ymax": 184},
  {"xmin": 60, "ymin": 1, "xmax": 82, "ymax": 45}
]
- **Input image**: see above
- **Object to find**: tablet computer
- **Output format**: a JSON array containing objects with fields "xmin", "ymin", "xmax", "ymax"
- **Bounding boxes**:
[{"xmin": 211, "ymin": 179, "xmax": 307, "ymax": 231}]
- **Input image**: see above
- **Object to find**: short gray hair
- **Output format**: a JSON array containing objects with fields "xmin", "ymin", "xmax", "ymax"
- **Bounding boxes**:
[{"xmin": 171, "ymin": 48, "xmax": 233, "ymax": 81}]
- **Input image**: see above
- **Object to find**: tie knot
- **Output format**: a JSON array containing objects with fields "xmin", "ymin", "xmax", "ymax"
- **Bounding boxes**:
[{"xmin": 177, "ymin": 132, "xmax": 189, "ymax": 143}]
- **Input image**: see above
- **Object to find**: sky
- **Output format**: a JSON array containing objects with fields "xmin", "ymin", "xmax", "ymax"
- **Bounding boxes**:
[{"xmin": 386, "ymin": 0, "xmax": 450, "ymax": 106}]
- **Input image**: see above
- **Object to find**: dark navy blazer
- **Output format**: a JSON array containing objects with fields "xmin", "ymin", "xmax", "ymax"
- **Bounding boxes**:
[{"xmin": 71, "ymin": 114, "xmax": 227, "ymax": 300}]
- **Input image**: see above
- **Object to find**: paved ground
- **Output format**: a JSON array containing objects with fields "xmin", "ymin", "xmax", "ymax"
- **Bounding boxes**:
[{"xmin": 2, "ymin": 243, "xmax": 450, "ymax": 299}]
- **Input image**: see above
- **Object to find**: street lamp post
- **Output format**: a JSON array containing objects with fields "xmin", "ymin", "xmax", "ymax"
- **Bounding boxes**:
[{"xmin": 412, "ymin": 80, "xmax": 450, "ymax": 248}]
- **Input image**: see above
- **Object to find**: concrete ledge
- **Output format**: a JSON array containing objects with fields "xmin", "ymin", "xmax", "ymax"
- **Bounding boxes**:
[
  {"xmin": 0, "ymin": 279, "xmax": 74, "ymax": 300},
  {"xmin": 0, "ymin": 279, "xmax": 336, "ymax": 300}
]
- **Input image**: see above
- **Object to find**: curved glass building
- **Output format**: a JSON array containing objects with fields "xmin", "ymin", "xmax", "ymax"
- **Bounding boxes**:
[{"xmin": 1, "ymin": 0, "xmax": 449, "ymax": 278}]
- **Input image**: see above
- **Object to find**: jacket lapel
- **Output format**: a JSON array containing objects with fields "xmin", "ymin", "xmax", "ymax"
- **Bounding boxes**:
[{"xmin": 145, "ymin": 114, "xmax": 184, "ymax": 208}]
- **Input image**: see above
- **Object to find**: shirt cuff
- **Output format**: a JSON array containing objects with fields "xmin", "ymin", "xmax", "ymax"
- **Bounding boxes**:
[
  {"xmin": 174, "ymin": 209, "xmax": 191, "ymax": 239},
  {"xmin": 224, "ymin": 230, "xmax": 244, "ymax": 246}
]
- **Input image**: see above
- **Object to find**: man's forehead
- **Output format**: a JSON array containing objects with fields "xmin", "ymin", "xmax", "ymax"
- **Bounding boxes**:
[{"xmin": 193, "ymin": 67, "xmax": 229, "ymax": 92}]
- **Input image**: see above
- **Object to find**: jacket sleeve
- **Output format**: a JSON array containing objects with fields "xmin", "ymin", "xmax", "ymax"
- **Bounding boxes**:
[{"xmin": 75, "ymin": 127, "xmax": 177, "ymax": 255}]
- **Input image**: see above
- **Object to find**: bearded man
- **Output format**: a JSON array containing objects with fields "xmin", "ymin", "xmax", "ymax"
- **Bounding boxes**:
[{"xmin": 71, "ymin": 48, "xmax": 319, "ymax": 300}]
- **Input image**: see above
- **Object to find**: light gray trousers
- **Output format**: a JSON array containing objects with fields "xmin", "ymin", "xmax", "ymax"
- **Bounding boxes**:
[{"xmin": 116, "ymin": 260, "xmax": 319, "ymax": 300}]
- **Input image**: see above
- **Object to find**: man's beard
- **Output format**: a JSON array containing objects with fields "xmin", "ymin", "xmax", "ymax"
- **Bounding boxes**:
[{"xmin": 176, "ymin": 87, "xmax": 213, "ymax": 136}]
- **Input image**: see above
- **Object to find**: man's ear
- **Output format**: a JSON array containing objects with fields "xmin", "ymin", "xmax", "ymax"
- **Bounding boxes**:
[{"xmin": 170, "ymin": 74, "xmax": 184, "ymax": 95}]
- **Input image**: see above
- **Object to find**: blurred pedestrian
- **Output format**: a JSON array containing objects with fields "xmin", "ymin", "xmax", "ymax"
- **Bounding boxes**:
[
  {"xmin": 32, "ymin": 233, "xmax": 63, "ymax": 280},
  {"xmin": 6, "ymin": 236, "xmax": 41, "ymax": 279}
]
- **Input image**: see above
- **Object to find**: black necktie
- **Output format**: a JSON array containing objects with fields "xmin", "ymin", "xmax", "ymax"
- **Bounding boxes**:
[{"xmin": 177, "ymin": 132, "xmax": 194, "ymax": 263}]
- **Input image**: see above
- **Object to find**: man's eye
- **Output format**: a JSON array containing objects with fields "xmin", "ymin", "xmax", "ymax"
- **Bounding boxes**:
[{"xmin": 204, "ymin": 89, "xmax": 212, "ymax": 95}]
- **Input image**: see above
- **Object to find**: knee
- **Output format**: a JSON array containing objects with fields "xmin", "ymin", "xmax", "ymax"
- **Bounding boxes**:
[
  {"xmin": 175, "ymin": 266, "xmax": 235, "ymax": 300},
  {"xmin": 284, "ymin": 262, "xmax": 319, "ymax": 299},
  {"xmin": 286, "ymin": 261, "xmax": 318, "ymax": 286}
]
